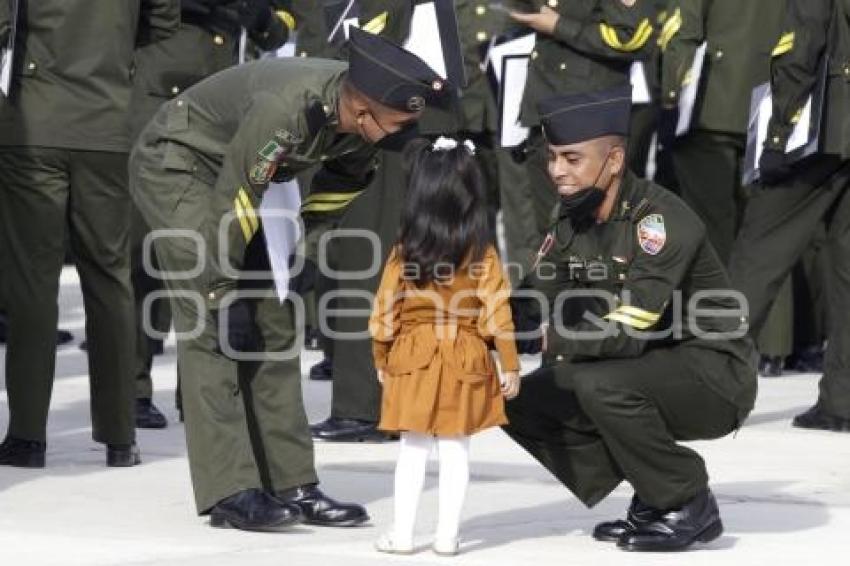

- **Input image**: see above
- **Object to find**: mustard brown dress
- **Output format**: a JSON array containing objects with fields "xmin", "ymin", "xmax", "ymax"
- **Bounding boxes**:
[{"xmin": 369, "ymin": 246, "xmax": 519, "ymax": 436}]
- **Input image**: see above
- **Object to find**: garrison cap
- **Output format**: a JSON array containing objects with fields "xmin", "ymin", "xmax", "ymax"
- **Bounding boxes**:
[
  {"xmin": 347, "ymin": 26, "xmax": 449, "ymax": 113},
  {"xmin": 538, "ymin": 85, "xmax": 632, "ymax": 146}
]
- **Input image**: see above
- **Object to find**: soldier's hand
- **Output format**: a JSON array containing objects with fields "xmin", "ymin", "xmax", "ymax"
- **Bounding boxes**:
[
  {"xmin": 377, "ymin": 369, "xmax": 386, "ymax": 385},
  {"xmin": 287, "ymin": 256, "xmax": 317, "ymax": 296},
  {"xmin": 238, "ymin": 0, "xmax": 273, "ymax": 32},
  {"xmin": 759, "ymin": 148, "xmax": 793, "ymax": 186},
  {"xmin": 509, "ymin": 6, "xmax": 559, "ymax": 36},
  {"xmin": 501, "ymin": 371, "xmax": 521, "ymax": 400},
  {"xmin": 217, "ymin": 299, "xmax": 260, "ymax": 357}
]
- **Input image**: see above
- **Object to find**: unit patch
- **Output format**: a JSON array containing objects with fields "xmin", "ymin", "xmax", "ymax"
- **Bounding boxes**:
[
  {"xmin": 637, "ymin": 214, "xmax": 666, "ymax": 255},
  {"xmin": 249, "ymin": 138, "xmax": 291, "ymax": 185}
]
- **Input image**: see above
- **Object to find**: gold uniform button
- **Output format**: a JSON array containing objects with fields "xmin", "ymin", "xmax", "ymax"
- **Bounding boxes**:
[
  {"xmin": 844, "ymin": 64, "xmax": 850, "ymax": 76},
  {"xmin": 208, "ymin": 292, "xmax": 216, "ymax": 300},
  {"xmin": 548, "ymin": 0, "xmax": 558, "ymax": 8},
  {"xmin": 559, "ymin": 63, "xmax": 567, "ymax": 70},
  {"xmin": 176, "ymin": 100, "xmax": 184, "ymax": 107},
  {"xmin": 213, "ymin": 34, "xmax": 224, "ymax": 45},
  {"xmin": 322, "ymin": 104, "xmax": 331, "ymax": 115},
  {"xmin": 556, "ymin": 355, "xmax": 564, "ymax": 362},
  {"xmin": 668, "ymin": 90, "xmax": 677, "ymax": 98},
  {"xmin": 476, "ymin": 31, "xmax": 487, "ymax": 42},
  {"xmin": 27, "ymin": 61, "xmax": 37, "ymax": 71},
  {"xmin": 476, "ymin": 5, "xmax": 486, "ymax": 15},
  {"xmin": 531, "ymin": 50, "xmax": 539, "ymax": 60},
  {"xmin": 772, "ymin": 136, "xmax": 781, "ymax": 144},
  {"xmin": 299, "ymin": 51, "xmax": 308, "ymax": 57},
  {"xmin": 320, "ymin": 155, "xmax": 328, "ymax": 161},
  {"xmin": 170, "ymin": 86, "xmax": 180, "ymax": 95},
  {"xmin": 715, "ymin": 49, "xmax": 724, "ymax": 60}
]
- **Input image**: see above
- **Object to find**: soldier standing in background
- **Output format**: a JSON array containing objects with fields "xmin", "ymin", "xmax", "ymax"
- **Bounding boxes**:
[
  {"xmin": 0, "ymin": 0, "xmax": 179, "ymax": 468},
  {"xmin": 659, "ymin": 0, "xmax": 784, "ymax": 264},
  {"xmin": 727, "ymin": 0, "xmax": 850, "ymax": 432}
]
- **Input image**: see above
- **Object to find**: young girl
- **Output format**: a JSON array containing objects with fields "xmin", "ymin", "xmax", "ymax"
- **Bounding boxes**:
[{"xmin": 369, "ymin": 137, "xmax": 520, "ymax": 556}]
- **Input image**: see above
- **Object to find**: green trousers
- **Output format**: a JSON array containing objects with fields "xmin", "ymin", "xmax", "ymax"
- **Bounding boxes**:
[
  {"xmin": 504, "ymin": 346, "xmax": 739, "ymax": 511},
  {"xmin": 728, "ymin": 156, "xmax": 850, "ymax": 418},
  {"xmin": 0, "ymin": 147, "xmax": 135, "ymax": 444},
  {"xmin": 130, "ymin": 147, "xmax": 317, "ymax": 513},
  {"xmin": 670, "ymin": 130, "xmax": 747, "ymax": 264}
]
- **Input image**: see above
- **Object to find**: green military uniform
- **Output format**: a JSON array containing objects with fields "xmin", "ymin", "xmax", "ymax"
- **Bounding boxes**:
[
  {"xmin": 130, "ymin": 26, "xmax": 446, "ymax": 509},
  {"xmin": 660, "ymin": 0, "xmax": 784, "ymax": 263},
  {"xmin": 0, "ymin": 1, "xmax": 178, "ymax": 450},
  {"xmin": 727, "ymin": 0, "xmax": 850, "ymax": 426},
  {"xmin": 129, "ymin": 0, "xmax": 295, "ymax": 417},
  {"xmin": 627, "ymin": 0, "xmax": 667, "ymax": 178},
  {"xmin": 130, "ymin": 59, "xmax": 371, "ymax": 512},
  {"xmin": 506, "ymin": 169, "xmax": 756, "ymax": 511},
  {"xmin": 515, "ymin": 0, "xmax": 656, "ymax": 242}
]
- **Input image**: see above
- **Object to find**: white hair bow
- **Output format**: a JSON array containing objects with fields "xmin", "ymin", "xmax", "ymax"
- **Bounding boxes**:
[{"xmin": 431, "ymin": 136, "xmax": 476, "ymax": 155}]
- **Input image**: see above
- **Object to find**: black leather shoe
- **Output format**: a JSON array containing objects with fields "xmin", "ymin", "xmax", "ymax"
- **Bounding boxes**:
[
  {"xmin": 107, "ymin": 443, "xmax": 141, "ymax": 467},
  {"xmin": 786, "ymin": 346, "xmax": 824, "ymax": 373},
  {"xmin": 310, "ymin": 417, "xmax": 396, "ymax": 442},
  {"xmin": 210, "ymin": 489, "xmax": 303, "ymax": 532},
  {"xmin": 617, "ymin": 488, "xmax": 723, "ymax": 551},
  {"xmin": 758, "ymin": 355, "xmax": 783, "ymax": 377},
  {"xmin": 792, "ymin": 404, "xmax": 850, "ymax": 432},
  {"xmin": 56, "ymin": 329, "xmax": 74, "ymax": 346},
  {"xmin": 0, "ymin": 436, "xmax": 46, "ymax": 468},
  {"xmin": 136, "ymin": 398, "xmax": 168, "ymax": 429},
  {"xmin": 276, "ymin": 484, "xmax": 369, "ymax": 527},
  {"xmin": 592, "ymin": 495, "xmax": 663, "ymax": 542},
  {"xmin": 309, "ymin": 358, "xmax": 333, "ymax": 381}
]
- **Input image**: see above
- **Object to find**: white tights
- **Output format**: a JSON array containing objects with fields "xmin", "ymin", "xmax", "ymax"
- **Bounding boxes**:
[{"xmin": 391, "ymin": 431, "xmax": 470, "ymax": 544}]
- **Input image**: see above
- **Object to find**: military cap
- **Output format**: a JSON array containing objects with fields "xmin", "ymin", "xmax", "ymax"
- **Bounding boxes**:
[
  {"xmin": 347, "ymin": 26, "xmax": 449, "ymax": 113},
  {"xmin": 538, "ymin": 85, "xmax": 632, "ymax": 145}
]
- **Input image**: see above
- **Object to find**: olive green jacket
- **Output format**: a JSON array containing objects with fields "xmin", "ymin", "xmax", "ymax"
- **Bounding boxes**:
[
  {"xmin": 661, "ymin": 0, "xmax": 785, "ymax": 135},
  {"xmin": 130, "ymin": 0, "xmax": 294, "ymax": 139},
  {"xmin": 765, "ymin": 0, "xmax": 850, "ymax": 159},
  {"xmin": 132, "ymin": 58, "xmax": 376, "ymax": 307},
  {"xmin": 527, "ymin": 172, "xmax": 757, "ymax": 418},
  {"xmin": 0, "ymin": 0, "xmax": 179, "ymax": 152},
  {"xmin": 515, "ymin": 0, "xmax": 656, "ymax": 126}
]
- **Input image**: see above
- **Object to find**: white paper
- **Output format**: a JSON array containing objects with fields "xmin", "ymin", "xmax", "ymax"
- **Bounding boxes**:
[
  {"xmin": 0, "ymin": 46, "xmax": 11, "ymax": 97},
  {"xmin": 488, "ymin": 32, "xmax": 536, "ymax": 84},
  {"xmin": 500, "ymin": 56, "xmax": 530, "ymax": 147},
  {"xmin": 630, "ymin": 62, "xmax": 651, "ymax": 105},
  {"xmin": 754, "ymin": 88, "xmax": 814, "ymax": 165},
  {"xmin": 676, "ymin": 41, "xmax": 707, "ymax": 136},
  {"xmin": 403, "ymin": 2, "xmax": 447, "ymax": 78},
  {"xmin": 259, "ymin": 180, "xmax": 302, "ymax": 303}
]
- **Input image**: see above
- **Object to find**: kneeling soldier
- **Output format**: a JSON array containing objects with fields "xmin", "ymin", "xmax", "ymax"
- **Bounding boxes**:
[{"xmin": 504, "ymin": 85, "xmax": 757, "ymax": 551}]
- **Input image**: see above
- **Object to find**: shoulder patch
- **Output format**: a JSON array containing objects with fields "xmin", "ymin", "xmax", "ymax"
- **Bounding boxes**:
[{"xmin": 637, "ymin": 214, "xmax": 666, "ymax": 255}]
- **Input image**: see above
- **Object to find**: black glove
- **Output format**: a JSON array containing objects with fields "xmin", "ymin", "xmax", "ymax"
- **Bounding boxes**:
[
  {"xmin": 656, "ymin": 106, "xmax": 680, "ymax": 150},
  {"xmin": 758, "ymin": 148, "xmax": 793, "ymax": 186},
  {"xmin": 287, "ymin": 256, "xmax": 318, "ymax": 296},
  {"xmin": 216, "ymin": 299, "xmax": 260, "ymax": 357},
  {"xmin": 238, "ymin": 0, "xmax": 272, "ymax": 32}
]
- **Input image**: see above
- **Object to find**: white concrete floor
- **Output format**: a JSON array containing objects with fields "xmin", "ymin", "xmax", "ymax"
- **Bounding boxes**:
[{"xmin": 0, "ymin": 267, "xmax": 848, "ymax": 566}]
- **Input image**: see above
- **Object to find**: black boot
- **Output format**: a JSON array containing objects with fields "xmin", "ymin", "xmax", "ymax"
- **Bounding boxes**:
[
  {"xmin": 308, "ymin": 358, "xmax": 333, "ymax": 381},
  {"xmin": 792, "ymin": 404, "xmax": 850, "ymax": 432},
  {"xmin": 135, "ymin": 398, "xmax": 168, "ymax": 429},
  {"xmin": 593, "ymin": 494, "xmax": 663, "ymax": 542},
  {"xmin": 310, "ymin": 416, "xmax": 395, "ymax": 442},
  {"xmin": 0, "ymin": 436, "xmax": 46, "ymax": 468},
  {"xmin": 276, "ymin": 484, "xmax": 369, "ymax": 527},
  {"xmin": 210, "ymin": 489, "xmax": 303, "ymax": 532},
  {"xmin": 617, "ymin": 488, "xmax": 723, "ymax": 551},
  {"xmin": 758, "ymin": 355, "xmax": 783, "ymax": 377},
  {"xmin": 107, "ymin": 443, "xmax": 141, "ymax": 467}
]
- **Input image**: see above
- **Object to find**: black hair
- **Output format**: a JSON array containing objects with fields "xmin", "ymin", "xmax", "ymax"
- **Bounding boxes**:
[{"xmin": 397, "ymin": 138, "xmax": 493, "ymax": 286}]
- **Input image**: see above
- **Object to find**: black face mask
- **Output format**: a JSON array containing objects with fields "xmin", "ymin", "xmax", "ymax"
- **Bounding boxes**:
[
  {"xmin": 374, "ymin": 122, "xmax": 420, "ymax": 152},
  {"xmin": 558, "ymin": 152, "xmax": 611, "ymax": 226}
]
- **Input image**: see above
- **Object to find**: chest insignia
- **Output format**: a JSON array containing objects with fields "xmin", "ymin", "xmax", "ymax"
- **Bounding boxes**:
[
  {"xmin": 637, "ymin": 214, "xmax": 666, "ymax": 256},
  {"xmin": 249, "ymin": 139, "xmax": 292, "ymax": 185}
]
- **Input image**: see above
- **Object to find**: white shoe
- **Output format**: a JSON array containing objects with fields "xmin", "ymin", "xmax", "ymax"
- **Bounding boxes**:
[
  {"xmin": 432, "ymin": 536, "xmax": 459, "ymax": 556},
  {"xmin": 375, "ymin": 532, "xmax": 415, "ymax": 555}
]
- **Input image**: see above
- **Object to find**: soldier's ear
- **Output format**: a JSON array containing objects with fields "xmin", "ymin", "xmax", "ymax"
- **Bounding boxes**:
[{"xmin": 610, "ymin": 144, "xmax": 627, "ymax": 177}]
